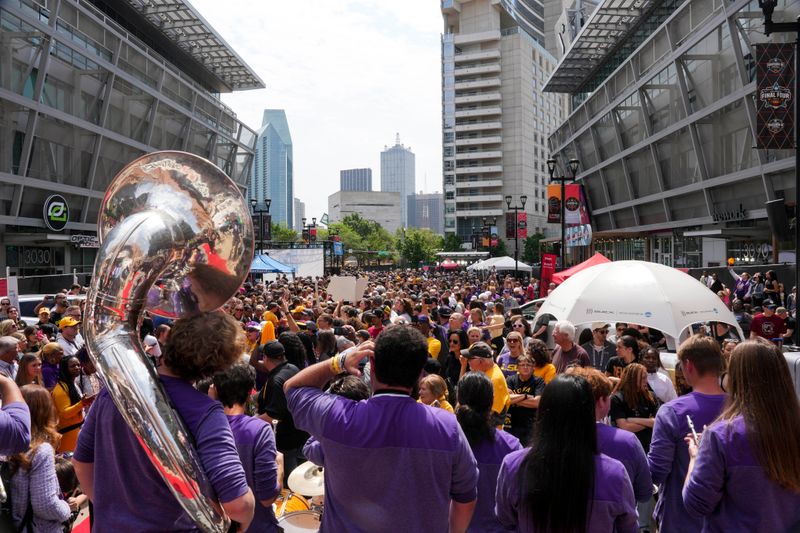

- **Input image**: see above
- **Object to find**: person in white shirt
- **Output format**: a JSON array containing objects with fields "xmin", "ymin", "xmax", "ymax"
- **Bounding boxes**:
[
  {"xmin": 642, "ymin": 347, "xmax": 676, "ymax": 404},
  {"xmin": 55, "ymin": 317, "xmax": 84, "ymax": 356}
]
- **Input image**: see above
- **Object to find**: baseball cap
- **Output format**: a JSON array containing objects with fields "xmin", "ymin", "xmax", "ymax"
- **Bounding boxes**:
[
  {"xmin": 58, "ymin": 316, "xmax": 80, "ymax": 329},
  {"xmin": 263, "ymin": 340, "xmax": 285, "ymax": 360},
  {"xmin": 763, "ymin": 300, "xmax": 776, "ymax": 309},
  {"xmin": 461, "ymin": 341, "xmax": 493, "ymax": 359},
  {"xmin": 291, "ymin": 305, "xmax": 306, "ymax": 314},
  {"xmin": 38, "ymin": 307, "xmax": 51, "ymax": 316},
  {"xmin": 777, "ymin": 306, "xmax": 788, "ymax": 314},
  {"xmin": 591, "ymin": 322, "xmax": 610, "ymax": 331},
  {"xmin": 438, "ymin": 306, "xmax": 452, "ymax": 318},
  {"xmin": 417, "ymin": 314, "xmax": 430, "ymax": 324}
]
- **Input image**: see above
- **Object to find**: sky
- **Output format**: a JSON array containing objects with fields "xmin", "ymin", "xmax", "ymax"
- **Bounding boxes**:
[{"xmin": 190, "ymin": 0, "xmax": 444, "ymax": 222}]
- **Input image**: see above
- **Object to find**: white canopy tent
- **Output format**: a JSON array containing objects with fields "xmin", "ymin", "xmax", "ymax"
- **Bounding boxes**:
[
  {"xmin": 467, "ymin": 256, "xmax": 532, "ymax": 272},
  {"xmin": 534, "ymin": 260, "xmax": 744, "ymax": 340}
]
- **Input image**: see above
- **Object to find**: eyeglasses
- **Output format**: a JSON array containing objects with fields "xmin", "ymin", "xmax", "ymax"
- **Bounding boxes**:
[
  {"xmin": 449, "ymin": 339, "xmax": 460, "ymax": 344},
  {"xmin": 0, "ymin": 302, "xmax": 9, "ymax": 306},
  {"xmin": 507, "ymin": 338, "xmax": 520, "ymax": 343},
  {"xmin": 512, "ymin": 323, "xmax": 524, "ymax": 328}
]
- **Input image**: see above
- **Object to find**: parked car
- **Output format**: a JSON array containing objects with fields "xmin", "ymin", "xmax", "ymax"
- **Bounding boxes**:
[{"xmin": 18, "ymin": 294, "xmax": 86, "ymax": 326}]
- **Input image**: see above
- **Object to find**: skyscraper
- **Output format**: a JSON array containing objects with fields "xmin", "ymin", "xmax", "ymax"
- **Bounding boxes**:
[
  {"xmin": 252, "ymin": 110, "xmax": 293, "ymax": 227},
  {"xmin": 340, "ymin": 168, "xmax": 373, "ymax": 191},
  {"xmin": 380, "ymin": 134, "xmax": 415, "ymax": 227},
  {"xmin": 441, "ymin": 1, "xmax": 567, "ymax": 245},
  {"xmin": 294, "ymin": 198, "xmax": 306, "ymax": 232},
  {"xmin": 408, "ymin": 193, "xmax": 444, "ymax": 235}
]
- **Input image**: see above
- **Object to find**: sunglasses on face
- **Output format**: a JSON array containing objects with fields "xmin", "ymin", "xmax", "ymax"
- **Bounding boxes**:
[
  {"xmin": 449, "ymin": 339, "xmax": 460, "ymax": 344},
  {"xmin": 507, "ymin": 338, "xmax": 520, "ymax": 343},
  {"xmin": 512, "ymin": 323, "xmax": 524, "ymax": 328},
  {"xmin": 596, "ymin": 330, "xmax": 609, "ymax": 334}
]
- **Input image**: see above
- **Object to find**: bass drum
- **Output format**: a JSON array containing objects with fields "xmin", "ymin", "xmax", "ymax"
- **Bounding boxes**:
[
  {"xmin": 273, "ymin": 490, "xmax": 310, "ymax": 517},
  {"xmin": 277, "ymin": 510, "xmax": 321, "ymax": 533}
]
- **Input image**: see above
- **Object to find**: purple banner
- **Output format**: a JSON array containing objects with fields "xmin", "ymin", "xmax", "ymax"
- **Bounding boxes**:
[{"xmin": 756, "ymin": 43, "xmax": 795, "ymax": 150}]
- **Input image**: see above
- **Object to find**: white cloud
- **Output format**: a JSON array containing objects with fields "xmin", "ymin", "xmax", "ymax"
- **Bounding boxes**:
[{"xmin": 189, "ymin": 0, "xmax": 444, "ymax": 221}]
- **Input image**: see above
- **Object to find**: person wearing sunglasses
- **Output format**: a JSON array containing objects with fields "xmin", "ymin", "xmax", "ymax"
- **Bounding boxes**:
[
  {"xmin": 581, "ymin": 322, "xmax": 615, "ymax": 371},
  {"xmin": 497, "ymin": 331, "xmax": 525, "ymax": 379},
  {"xmin": 607, "ymin": 322, "xmax": 629, "ymax": 344},
  {"xmin": 0, "ymin": 298, "xmax": 11, "ymax": 321}
]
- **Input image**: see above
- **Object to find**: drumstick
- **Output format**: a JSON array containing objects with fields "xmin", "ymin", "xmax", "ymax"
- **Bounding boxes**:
[{"xmin": 686, "ymin": 415, "xmax": 701, "ymax": 446}]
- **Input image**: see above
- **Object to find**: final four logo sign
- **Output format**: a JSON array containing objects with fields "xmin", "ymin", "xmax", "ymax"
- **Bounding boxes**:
[
  {"xmin": 756, "ymin": 44, "xmax": 795, "ymax": 150},
  {"xmin": 767, "ymin": 57, "xmax": 785, "ymax": 74},
  {"xmin": 759, "ymin": 83, "xmax": 792, "ymax": 109}
]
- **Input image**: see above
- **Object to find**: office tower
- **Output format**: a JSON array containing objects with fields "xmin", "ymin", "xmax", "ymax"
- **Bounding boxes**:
[
  {"xmin": 408, "ymin": 193, "xmax": 445, "ymax": 235},
  {"xmin": 340, "ymin": 168, "xmax": 373, "ymax": 191},
  {"xmin": 253, "ymin": 110, "xmax": 293, "ymax": 227},
  {"xmin": 294, "ymin": 198, "xmax": 306, "ymax": 232},
  {"xmin": 380, "ymin": 134, "xmax": 415, "ymax": 227}
]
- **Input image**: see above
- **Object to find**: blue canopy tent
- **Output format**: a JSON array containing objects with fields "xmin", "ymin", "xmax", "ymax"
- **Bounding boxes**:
[{"xmin": 249, "ymin": 254, "xmax": 295, "ymax": 274}]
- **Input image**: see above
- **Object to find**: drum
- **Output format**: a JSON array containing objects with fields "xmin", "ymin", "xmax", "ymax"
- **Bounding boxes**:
[
  {"xmin": 273, "ymin": 490, "xmax": 310, "ymax": 517},
  {"xmin": 277, "ymin": 510, "xmax": 321, "ymax": 532}
]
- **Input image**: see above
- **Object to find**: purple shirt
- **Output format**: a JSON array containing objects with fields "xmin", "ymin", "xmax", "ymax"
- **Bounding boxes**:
[
  {"xmin": 648, "ymin": 391, "xmax": 726, "ymax": 533},
  {"xmin": 495, "ymin": 449, "xmax": 638, "ymax": 533},
  {"xmin": 683, "ymin": 415, "xmax": 800, "ymax": 532},
  {"xmin": 287, "ymin": 388, "xmax": 478, "ymax": 532},
  {"xmin": 226, "ymin": 414, "xmax": 280, "ymax": 533},
  {"xmin": 468, "ymin": 430, "xmax": 522, "ymax": 533},
  {"xmin": 0, "ymin": 401, "xmax": 30, "ymax": 454},
  {"xmin": 496, "ymin": 352, "xmax": 521, "ymax": 379},
  {"xmin": 74, "ymin": 376, "xmax": 249, "ymax": 532},
  {"xmin": 41, "ymin": 361, "xmax": 59, "ymax": 390},
  {"xmin": 597, "ymin": 422, "xmax": 652, "ymax": 503}
]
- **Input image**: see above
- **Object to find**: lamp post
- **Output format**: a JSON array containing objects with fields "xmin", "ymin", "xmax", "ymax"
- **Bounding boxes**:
[
  {"xmin": 547, "ymin": 158, "xmax": 579, "ymax": 269},
  {"xmin": 250, "ymin": 198, "xmax": 272, "ymax": 254},
  {"xmin": 505, "ymin": 195, "xmax": 528, "ymax": 280},
  {"xmin": 758, "ymin": 0, "xmax": 800, "ymax": 343},
  {"xmin": 302, "ymin": 217, "xmax": 317, "ymax": 244}
]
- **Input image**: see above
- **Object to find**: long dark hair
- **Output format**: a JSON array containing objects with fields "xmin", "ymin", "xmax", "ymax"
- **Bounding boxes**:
[
  {"xmin": 455, "ymin": 372, "xmax": 495, "ymax": 447},
  {"xmin": 58, "ymin": 355, "xmax": 82, "ymax": 404},
  {"xmin": 519, "ymin": 374, "xmax": 597, "ymax": 532}
]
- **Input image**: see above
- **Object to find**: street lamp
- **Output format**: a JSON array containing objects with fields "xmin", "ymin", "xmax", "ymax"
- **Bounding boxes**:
[
  {"xmin": 505, "ymin": 194, "xmax": 528, "ymax": 280},
  {"xmin": 250, "ymin": 198, "xmax": 271, "ymax": 254},
  {"xmin": 547, "ymin": 158, "xmax": 579, "ymax": 268},
  {"xmin": 302, "ymin": 217, "xmax": 317, "ymax": 244},
  {"xmin": 758, "ymin": 0, "xmax": 800, "ymax": 342}
]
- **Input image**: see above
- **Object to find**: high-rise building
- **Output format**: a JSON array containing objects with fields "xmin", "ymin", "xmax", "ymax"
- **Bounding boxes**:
[
  {"xmin": 0, "ymin": 0, "xmax": 261, "ymax": 277},
  {"xmin": 340, "ymin": 168, "xmax": 372, "ymax": 191},
  {"xmin": 544, "ymin": 0, "xmax": 791, "ymax": 269},
  {"xmin": 328, "ymin": 191, "xmax": 402, "ymax": 235},
  {"xmin": 252, "ymin": 110, "xmax": 293, "ymax": 227},
  {"xmin": 408, "ymin": 193, "xmax": 444, "ymax": 235},
  {"xmin": 380, "ymin": 134, "xmax": 415, "ymax": 227},
  {"xmin": 294, "ymin": 198, "xmax": 306, "ymax": 232},
  {"xmin": 441, "ymin": 0, "xmax": 568, "ymax": 247}
]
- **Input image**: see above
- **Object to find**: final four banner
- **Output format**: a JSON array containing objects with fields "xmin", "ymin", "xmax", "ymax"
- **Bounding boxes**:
[{"xmin": 756, "ymin": 43, "xmax": 795, "ymax": 150}]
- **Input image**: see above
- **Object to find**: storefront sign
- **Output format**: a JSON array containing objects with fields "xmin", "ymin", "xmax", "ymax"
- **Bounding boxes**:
[
  {"xmin": 566, "ymin": 224, "xmax": 593, "ymax": 247},
  {"xmin": 70, "ymin": 234, "xmax": 100, "ymax": 248},
  {"xmin": 43, "ymin": 195, "xmax": 69, "ymax": 231},
  {"xmin": 540, "ymin": 253, "xmax": 557, "ymax": 298},
  {"xmin": 756, "ymin": 43, "xmax": 795, "ymax": 149},
  {"xmin": 712, "ymin": 204, "xmax": 747, "ymax": 223}
]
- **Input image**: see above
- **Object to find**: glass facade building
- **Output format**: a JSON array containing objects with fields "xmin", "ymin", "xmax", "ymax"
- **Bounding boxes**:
[
  {"xmin": 0, "ymin": 0, "xmax": 261, "ymax": 276},
  {"xmin": 380, "ymin": 135, "xmax": 415, "ymax": 227},
  {"xmin": 252, "ymin": 109, "xmax": 293, "ymax": 228},
  {"xmin": 340, "ymin": 168, "xmax": 372, "ymax": 191},
  {"xmin": 546, "ymin": 0, "xmax": 798, "ymax": 267},
  {"xmin": 407, "ymin": 193, "xmax": 445, "ymax": 235}
]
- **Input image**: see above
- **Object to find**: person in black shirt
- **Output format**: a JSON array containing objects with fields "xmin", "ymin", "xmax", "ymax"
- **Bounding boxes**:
[
  {"xmin": 504, "ymin": 354, "xmax": 545, "ymax": 445},
  {"xmin": 609, "ymin": 362, "xmax": 658, "ymax": 453},
  {"xmin": 605, "ymin": 335, "xmax": 639, "ymax": 383},
  {"xmin": 257, "ymin": 340, "xmax": 309, "ymax": 483}
]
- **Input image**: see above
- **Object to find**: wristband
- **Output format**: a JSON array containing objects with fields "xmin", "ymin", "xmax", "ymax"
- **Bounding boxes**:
[
  {"xmin": 337, "ymin": 353, "xmax": 348, "ymax": 374},
  {"xmin": 330, "ymin": 356, "xmax": 340, "ymax": 374}
]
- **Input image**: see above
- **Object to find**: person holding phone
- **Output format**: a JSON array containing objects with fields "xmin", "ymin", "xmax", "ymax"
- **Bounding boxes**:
[{"xmin": 52, "ymin": 355, "xmax": 91, "ymax": 453}]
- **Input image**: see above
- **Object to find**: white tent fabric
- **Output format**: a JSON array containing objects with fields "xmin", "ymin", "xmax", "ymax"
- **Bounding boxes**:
[
  {"xmin": 488, "ymin": 256, "xmax": 533, "ymax": 272},
  {"xmin": 467, "ymin": 257, "xmax": 497, "ymax": 271},
  {"xmin": 534, "ymin": 260, "xmax": 744, "ymax": 340}
]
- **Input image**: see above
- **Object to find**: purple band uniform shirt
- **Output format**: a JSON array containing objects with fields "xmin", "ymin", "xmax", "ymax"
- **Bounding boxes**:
[
  {"xmin": 226, "ymin": 414, "xmax": 281, "ymax": 532},
  {"xmin": 648, "ymin": 391, "xmax": 726, "ymax": 533},
  {"xmin": 0, "ymin": 401, "xmax": 30, "ymax": 454},
  {"xmin": 683, "ymin": 415, "xmax": 800, "ymax": 532},
  {"xmin": 287, "ymin": 387, "xmax": 479, "ymax": 533},
  {"xmin": 468, "ymin": 430, "xmax": 521, "ymax": 533},
  {"xmin": 596, "ymin": 422, "xmax": 653, "ymax": 503},
  {"xmin": 495, "ymin": 449, "xmax": 638, "ymax": 533},
  {"xmin": 74, "ymin": 376, "xmax": 250, "ymax": 532}
]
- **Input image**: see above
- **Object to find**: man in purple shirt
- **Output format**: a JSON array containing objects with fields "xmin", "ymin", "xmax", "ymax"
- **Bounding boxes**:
[
  {"xmin": 285, "ymin": 325, "xmax": 479, "ymax": 533},
  {"xmin": 212, "ymin": 364, "xmax": 281, "ymax": 533},
  {"xmin": 647, "ymin": 334, "xmax": 726, "ymax": 533},
  {"xmin": 0, "ymin": 374, "xmax": 30, "ymax": 454},
  {"xmin": 73, "ymin": 312, "xmax": 255, "ymax": 532}
]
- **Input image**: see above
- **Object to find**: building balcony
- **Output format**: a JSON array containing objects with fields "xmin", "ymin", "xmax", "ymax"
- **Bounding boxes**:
[
  {"xmin": 455, "ymin": 179, "xmax": 503, "ymax": 188},
  {"xmin": 454, "ymin": 107, "xmax": 501, "ymax": 119},
  {"xmin": 454, "ymin": 64, "xmax": 501, "ymax": 77},
  {"xmin": 454, "ymin": 92, "xmax": 502, "ymax": 104},
  {"xmin": 455, "ymin": 135, "xmax": 502, "ymax": 146},
  {"xmin": 454, "ymin": 78, "xmax": 501, "ymax": 90},
  {"xmin": 454, "ymin": 122, "xmax": 502, "ymax": 133},
  {"xmin": 454, "ymin": 30, "xmax": 501, "ymax": 45},
  {"xmin": 456, "ymin": 208, "xmax": 504, "ymax": 217},
  {"xmin": 456, "ymin": 194, "xmax": 504, "ymax": 203},
  {"xmin": 454, "ymin": 50, "xmax": 501, "ymax": 63},
  {"xmin": 455, "ymin": 164, "xmax": 502, "ymax": 174},
  {"xmin": 441, "ymin": 0, "xmax": 460, "ymax": 14},
  {"xmin": 455, "ymin": 150, "xmax": 502, "ymax": 160}
]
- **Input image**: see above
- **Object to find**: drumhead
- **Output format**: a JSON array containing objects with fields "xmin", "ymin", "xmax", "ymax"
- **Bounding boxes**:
[{"xmin": 277, "ymin": 510, "xmax": 322, "ymax": 532}]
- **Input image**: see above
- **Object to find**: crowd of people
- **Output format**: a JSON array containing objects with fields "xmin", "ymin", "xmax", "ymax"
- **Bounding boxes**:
[{"xmin": 0, "ymin": 267, "xmax": 798, "ymax": 532}]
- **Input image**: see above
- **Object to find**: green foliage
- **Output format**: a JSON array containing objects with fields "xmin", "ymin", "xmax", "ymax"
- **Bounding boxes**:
[
  {"xmin": 489, "ymin": 240, "xmax": 508, "ymax": 257},
  {"xmin": 442, "ymin": 233, "xmax": 464, "ymax": 252},
  {"xmin": 396, "ymin": 228, "xmax": 442, "ymax": 266},
  {"xmin": 271, "ymin": 222, "xmax": 298, "ymax": 242},
  {"xmin": 328, "ymin": 213, "xmax": 396, "ymax": 256},
  {"xmin": 522, "ymin": 233, "xmax": 546, "ymax": 264}
]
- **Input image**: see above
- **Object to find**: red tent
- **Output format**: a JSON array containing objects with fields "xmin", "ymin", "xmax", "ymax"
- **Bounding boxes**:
[
  {"xmin": 440, "ymin": 259, "xmax": 459, "ymax": 270},
  {"xmin": 552, "ymin": 252, "xmax": 611, "ymax": 284}
]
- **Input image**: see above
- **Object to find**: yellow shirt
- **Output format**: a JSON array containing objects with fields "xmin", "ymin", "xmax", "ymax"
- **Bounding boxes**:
[
  {"xmin": 534, "ymin": 363, "xmax": 557, "ymax": 384},
  {"xmin": 418, "ymin": 397, "xmax": 455, "ymax": 414},
  {"xmin": 262, "ymin": 310, "xmax": 279, "ymax": 327},
  {"xmin": 484, "ymin": 364, "xmax": 511, "ymax": 425},
  {"xmin": 52, "ymin": 382, "xmax": 84, "ymax": 453},
  {"xmin": 259, "ymin": 321, "xmax": 276, "ymax": 345},
  {"xmin": 427, "ymin": 336, "xmax": 442, "ymax": 359}
]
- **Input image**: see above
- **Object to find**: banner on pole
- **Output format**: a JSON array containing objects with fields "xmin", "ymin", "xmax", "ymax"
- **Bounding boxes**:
[
  {"xmin": 756, "ymin": 43, "xmax": 795, "ymax": 150},
  {"xmin": 540, "ymin": 253, "xmax": 557, "ymax": 298},
  {"xmin": 517, "ymin": 212, "xmax": 528, "ymax": 239},
  {"xmin": 547, "ymin": 184, "xmax": 561, "ymax": 223},
  {"xmin": 565, "ymin": 184, "xmax": 591, "ymax": 225}
]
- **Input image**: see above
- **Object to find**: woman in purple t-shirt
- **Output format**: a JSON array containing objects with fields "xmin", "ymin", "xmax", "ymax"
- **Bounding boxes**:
[{"xmin": 684, "ymin": 339, "xmax": 800, "ymax": 531}]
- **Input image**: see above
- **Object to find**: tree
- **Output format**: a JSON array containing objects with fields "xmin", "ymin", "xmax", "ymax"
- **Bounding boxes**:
[
  {"xmin": 442, "ymin": 233, "xmax": 463, "ymax": 252},
  {"xmin": 397, "ymin": 228, "xmax": 442, "ymax": 266},
  {"xmin": 271, "ymin": 222, "xmax": 298, "ymax": 242},
  {"xmin": 522, "ymin": 233, "xmax": 546, "ymax": 264},
  {"xmin": 489, "ymin": 240, "xmax": 508, "ymax": 257}
]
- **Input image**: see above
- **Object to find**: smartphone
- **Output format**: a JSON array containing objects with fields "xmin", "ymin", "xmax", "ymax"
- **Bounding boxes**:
[{"xmin": 686, "ymin": 415, "xmax": 700, "ymax": 445}]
